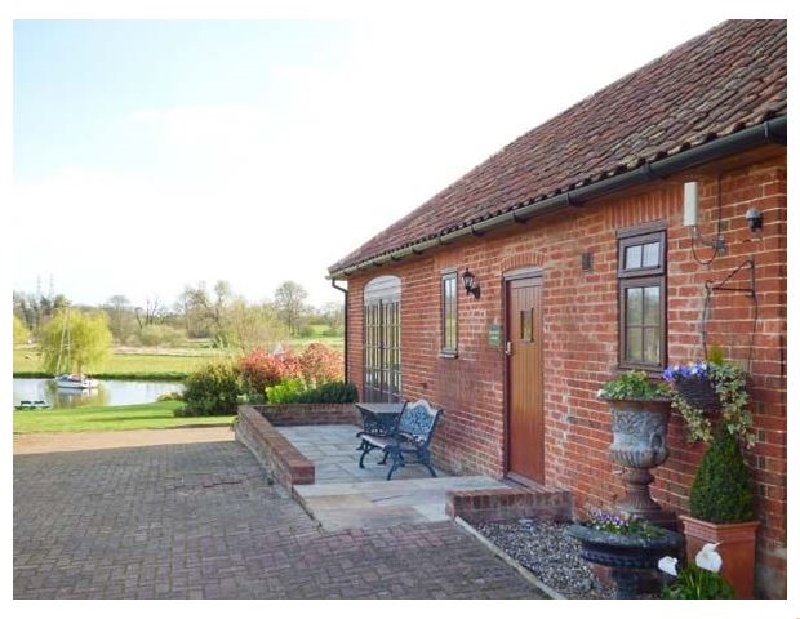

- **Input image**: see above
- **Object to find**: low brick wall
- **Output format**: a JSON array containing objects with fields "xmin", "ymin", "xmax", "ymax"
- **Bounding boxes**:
[
  {"xmin": 446, "ymin": 487, "xmax": 573, "ymax": 523},
  {"xmin": 252, "ymin": 403, "xmax": 360, "ymax": 426},
  {"xmin": 235, "ymin": 405, "xmax": 314, "ymax": 491}
]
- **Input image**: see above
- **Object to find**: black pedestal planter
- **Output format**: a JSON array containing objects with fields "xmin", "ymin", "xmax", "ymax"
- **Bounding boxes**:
[{"xmin": 566, "ymin": 524, "xmax": 683, "ymax": 599}]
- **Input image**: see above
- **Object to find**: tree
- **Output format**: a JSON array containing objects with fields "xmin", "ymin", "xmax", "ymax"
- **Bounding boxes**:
[
  {"xmin": 274, "ymin": 281, "xmax": 308, "ymax": 336},
  {"xmin": 13, "ymin": 315, "xmax": 30, "ymax": 345},
  {"xmin": 105, "ymin": 294, "xmax": 133, "ymax": 343},
  {"xmin": 179, "ymin": 280, "xmax": 232, "ymax": 343},
  {"xmin": 226, "ymin": 297, "xmax": 290, "ymax": 354},
  {"xmin": 39, "ymin": 309, "xmax": 112, "ymax": 375}
]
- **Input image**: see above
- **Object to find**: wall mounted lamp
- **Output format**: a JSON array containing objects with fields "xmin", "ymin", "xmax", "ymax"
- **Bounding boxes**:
[
  {"xmin": 462, "ymin": 268, "xmax": 481, "ymax": 299},
  {"xmin": 745, "ymin": 207, "xmax": 763, "ymax": 232}
]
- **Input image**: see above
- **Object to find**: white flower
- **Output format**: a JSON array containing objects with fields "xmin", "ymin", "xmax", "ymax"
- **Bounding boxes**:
[
  {"xmin": 658, "ymin": 556, "xmax": 678, "ymax": 576},
  {"xmin": 596, "ymin": 389, "xmax": 605, "ymax": 398},
  {"xmin": 695, "ymin": 543, "xmax": 723, "ymax": 573}
]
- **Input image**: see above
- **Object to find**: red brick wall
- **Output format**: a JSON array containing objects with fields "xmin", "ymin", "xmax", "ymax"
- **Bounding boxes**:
[{"xmin": 343, "ymin": 152, "xmax": 786, "ymax": 598}]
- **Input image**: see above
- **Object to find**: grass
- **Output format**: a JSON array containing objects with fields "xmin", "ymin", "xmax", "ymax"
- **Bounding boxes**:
[
  {"xmin": 13, "ymin": 336, "xmax": 344, "ymax": 379},
  {"xmin": 13, "ymin": 401, "xmax": 235, "ymax": 433}
]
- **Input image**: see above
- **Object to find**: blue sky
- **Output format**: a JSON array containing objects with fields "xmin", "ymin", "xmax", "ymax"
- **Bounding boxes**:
[{"xmin": 11, "ymin": 13, "xmax": 744, "ymax": 309}]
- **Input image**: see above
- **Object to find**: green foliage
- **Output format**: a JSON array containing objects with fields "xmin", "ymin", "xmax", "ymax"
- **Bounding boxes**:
[
  {"xmin": 295, "ymin": 381, "xmax": 358, "ymax": 404},
  {"xmin": 707, "ymin": 344, "xmax": 725, "ymax": 365},
  {"xmin": 38, "ymin": 309, "xmax": 113, "ymax": 374},
  {"xmin": 135, "ymin": 324, "xmax": 187, "ymax": 347},
  {"xmin": 13, "ymin": 315, "xmax": 30, "ymax": 345},
  {"xmin": 297, "ymin": 324, "xmax": 315, "ymax": 338},
  {"xmin": 597, "ymin": 370, "xmax": 670, "ymax": 400},
  {"xmin": 689, "ymin": 430, "xmax": 755, "ymax": 523},
  {"xmin": 156, "ymin": 391, "xmax": 184, "ymax": 402},
  {"xmin": 662, "ymin": 562, "xmax": 735, "ymax": 599},
  {"xmin": 266, "ymin": 377, "xmax": 307, "ymax": 404},
  {"xmin": 182, "ymin": 362, "xmax": 242, "ymax": 416},
  {"xmin": 586, "ymin": 508, "xmax": 665, "ymax": 538},
  {"xmin": 668, "ymin": 361, "xmax": 753, "ymax": 446}
]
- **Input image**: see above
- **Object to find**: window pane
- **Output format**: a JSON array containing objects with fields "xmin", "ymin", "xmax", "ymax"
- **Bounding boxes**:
[
  {"xmin": 441, "ymin": 273, "xmax": 457, "ymax": 350},
  {"xmin": 625, "ymin": 245, "xmax": 642, "ymax": 269},
  {"xmin": 644, "ymin": 327, "xmax": 660, "ymax": 363},
  {"xmin": 644, "ymin": 286, "xmax": 660, "ymax": 325},
  {"xmin": 626, "ymin": 327, "xmax": 642, "ymax": 361},
  {"xmin": 626, "ymin": 288, "xmax": 643, "ymax": 325},
  {"xmin": 643, "ymin": 242, "xmax": 660, "ymax": 268}
]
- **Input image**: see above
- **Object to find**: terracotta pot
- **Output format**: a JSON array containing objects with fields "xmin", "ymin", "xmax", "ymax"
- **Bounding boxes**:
[{"xmin": 680, "ymin": 515, "xmax": 760, "ymax": 599}]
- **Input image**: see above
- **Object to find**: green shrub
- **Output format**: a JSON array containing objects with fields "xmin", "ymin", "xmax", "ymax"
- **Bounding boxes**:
[
  {"xmin": 297, "ymin": 325, "xmax": 315, "ymax": 338},
  {"xmin": 156, "ymin": 391, "xmax": 184, "ymax": 402},
  {"xmin": 266, "ymin": 377, "xmax": 307, "ymax": 404},
  {"xmin": 182, "ymin": 362, "xmax": 242, "ymax": 416},
  {"xmin": 689, "ymin": 430, "xmax": 755, "ymax": 523},
  {"xmin": 138, "ymin": 324, "xmax": 187, "ymax": 347},
  {"xmin": 295, "ymin": 381, "xmax": 358, "ymax": 404}
]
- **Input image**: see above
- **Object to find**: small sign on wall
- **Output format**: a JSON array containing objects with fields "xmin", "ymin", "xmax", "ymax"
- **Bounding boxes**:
[{"xmin": 488, "ymin": 321, "xmax": 502, "ymax": 347}]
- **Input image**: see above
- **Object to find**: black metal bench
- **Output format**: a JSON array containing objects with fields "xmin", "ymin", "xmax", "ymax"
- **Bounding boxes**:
[{"xmin": 358, "ymin": 399, "xmax": 442, "ymax": 481}]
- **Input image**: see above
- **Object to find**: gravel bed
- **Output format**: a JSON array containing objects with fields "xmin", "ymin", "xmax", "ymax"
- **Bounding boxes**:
[{"xmin": 474, "ymin": 518, "xmax": 626, "ymax": 600}]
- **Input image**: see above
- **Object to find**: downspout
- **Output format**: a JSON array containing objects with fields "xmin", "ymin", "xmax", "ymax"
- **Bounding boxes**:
[
  {"xmin": 331, "ymin": 278, "xmax": 348, "ymax": 383},
  {"xmin": 329, "ymin": 116, "xmax": 786, "ymax": 279}
]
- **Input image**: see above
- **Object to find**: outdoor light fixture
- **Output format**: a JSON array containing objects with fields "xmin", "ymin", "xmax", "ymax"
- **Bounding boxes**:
[
  {"xmin": 745, "ymin": 207, "xmax": 764, "ymax": 232},
  {"xmin": 462, "ymin": 268, "xmax": 481, "ymax": 299}
]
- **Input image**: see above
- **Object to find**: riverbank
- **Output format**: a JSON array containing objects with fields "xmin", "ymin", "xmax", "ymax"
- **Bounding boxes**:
[
  {"xmin": 13, "ymin": 370, "xmax": 189, "ymax": 381},
  {"xmin": 13, "ymin": 338, "xmax": 343, "ymax": 380},
  {"xmin": 13, "ymin": 401, "xmax": 234, "ymax": 433}
]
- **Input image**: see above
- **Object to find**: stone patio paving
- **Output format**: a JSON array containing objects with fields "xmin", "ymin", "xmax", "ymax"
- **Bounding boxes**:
[{"xmin": 278, "ymin": 425, "xmax": 512, "ymax": 531}]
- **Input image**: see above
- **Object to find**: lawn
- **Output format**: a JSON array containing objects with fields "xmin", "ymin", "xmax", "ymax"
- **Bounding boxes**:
[{"xmin": 13, "ymin": 401, "xmax": 235, "ymax": 433}]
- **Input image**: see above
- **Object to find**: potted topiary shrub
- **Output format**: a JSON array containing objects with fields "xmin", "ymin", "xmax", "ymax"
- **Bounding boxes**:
[{"xmin": 681, "ymin": 429, "xmax": 759, "ymax": 599}]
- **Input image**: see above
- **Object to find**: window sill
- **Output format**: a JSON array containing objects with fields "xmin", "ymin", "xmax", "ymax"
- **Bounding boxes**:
[
  {"xmin": 439, "ymin": 351, "xmax": 458, "ymax": 360},
  {"xmin": 613, "ymin": 365, "xmax": 666, "ymax": 380}
]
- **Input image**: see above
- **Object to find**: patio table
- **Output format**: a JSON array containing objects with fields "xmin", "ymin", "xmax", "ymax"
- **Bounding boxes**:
[
  {"xmin": 355, "ymin": 402, "xmax": 405, "ymax": 463},
  {"xmin": 355, "ymin": 402, "xmax": 406, "ymax": 437}
]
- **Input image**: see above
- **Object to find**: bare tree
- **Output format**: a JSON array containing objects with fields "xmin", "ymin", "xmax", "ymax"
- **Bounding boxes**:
[{"xmin": 274, "ymin": 281, "xmax": 308, "ymax": 336}]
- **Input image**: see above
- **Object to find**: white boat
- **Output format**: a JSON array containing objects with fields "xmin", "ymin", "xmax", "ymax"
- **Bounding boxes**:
[
  {"xmin": 53, "ymin": 308, "xmax": 100, "ymax": 391},
  {"xmin": 55, "ymin": 373, "xmax": 99, "ymax": 390}
]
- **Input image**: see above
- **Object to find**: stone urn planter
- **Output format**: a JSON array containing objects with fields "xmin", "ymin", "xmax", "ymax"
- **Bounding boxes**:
[
  {"xmin": 603, "ymin": 397, "xmax": 677, "ymax": 530},
  {"xmin": 597, "ymin": 370, "xmax": 677, "ymax": 530},
  {"xmin": 566, "ymin": 523, "xmax": 683, "ymax": 599}
]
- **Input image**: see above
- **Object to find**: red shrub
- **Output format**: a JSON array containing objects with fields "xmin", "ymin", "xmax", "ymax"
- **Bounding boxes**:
[
  {"xmin": 298, "ymin": 343, "xmax": 344, "ymax": 387},
  {"xmin": 238, "ymin": 348, "xmax": 302, "ymax": 395}
]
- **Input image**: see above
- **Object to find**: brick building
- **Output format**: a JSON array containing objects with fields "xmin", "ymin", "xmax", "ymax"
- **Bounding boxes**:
[{"xmin": 328, "ymin": 20, "xmax": 786, "ymax": 598}]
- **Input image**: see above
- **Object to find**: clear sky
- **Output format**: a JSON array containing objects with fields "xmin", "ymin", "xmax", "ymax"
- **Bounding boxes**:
[{"xmin": 7, "ymin": 6, "xmax": 779, "ymax": 311}]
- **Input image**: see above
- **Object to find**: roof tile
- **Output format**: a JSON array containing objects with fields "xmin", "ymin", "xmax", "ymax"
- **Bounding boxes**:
[{"xmin": 330, "ymin": 20, "xmax": 785, "ymax": 274}]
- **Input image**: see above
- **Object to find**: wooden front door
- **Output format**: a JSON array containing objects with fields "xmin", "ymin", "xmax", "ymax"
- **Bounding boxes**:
[{"xmin": 506, "ymin": 275, "xmax": 545, "ymax": 483}]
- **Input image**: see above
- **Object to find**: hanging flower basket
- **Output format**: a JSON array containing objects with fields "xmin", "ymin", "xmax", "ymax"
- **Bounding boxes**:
[{"xmin": 673, "ymin": 374, "xmax": 720, "ymax": 413}]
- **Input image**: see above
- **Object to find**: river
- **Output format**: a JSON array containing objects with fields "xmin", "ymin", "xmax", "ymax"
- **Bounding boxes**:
[{"xmin": 12, "ymin": 377, "xmax": 184, "ymax": 409}]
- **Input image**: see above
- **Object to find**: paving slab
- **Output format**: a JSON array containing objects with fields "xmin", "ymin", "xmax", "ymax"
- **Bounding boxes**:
[{"xmin": 278, "ymin": 425, "xmax": 512, "ymax": 532}]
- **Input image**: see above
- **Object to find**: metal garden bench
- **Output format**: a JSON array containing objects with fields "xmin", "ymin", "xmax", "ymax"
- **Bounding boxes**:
[{"xmin": 357, "ymin": 399, "xmax": 443, "ymax": 481}]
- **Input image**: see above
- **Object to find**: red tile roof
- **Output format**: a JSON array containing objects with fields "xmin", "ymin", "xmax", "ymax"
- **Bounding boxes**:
[{"xmin": 329, "ymin": 19, "xmax": 786, "ymax": 275}]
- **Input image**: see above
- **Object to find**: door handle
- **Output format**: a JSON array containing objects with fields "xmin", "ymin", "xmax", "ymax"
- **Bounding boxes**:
[{"xmin": 506, "ymin": 341, "xmax": 512, "ymax": 356}]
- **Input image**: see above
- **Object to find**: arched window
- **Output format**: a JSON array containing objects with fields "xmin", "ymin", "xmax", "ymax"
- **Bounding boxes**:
[{"xmin": 363, "ymin": 276, "xmax": 401, "ymax": 402}]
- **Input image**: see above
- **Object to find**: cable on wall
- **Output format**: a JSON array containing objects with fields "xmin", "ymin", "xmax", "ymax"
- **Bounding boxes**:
[
  {"xmin": 700, "ymin": 256, "xmax": 758, "ymax": 373},
  {"xmin": 691, "ymin": 173, "xmax": 725, "ymax": 266}
]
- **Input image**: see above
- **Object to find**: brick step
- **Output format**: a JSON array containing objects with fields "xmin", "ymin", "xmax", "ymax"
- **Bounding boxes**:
[{"xmin": 446, "ymin": 486, "xmax": 573, "ymax": 523}]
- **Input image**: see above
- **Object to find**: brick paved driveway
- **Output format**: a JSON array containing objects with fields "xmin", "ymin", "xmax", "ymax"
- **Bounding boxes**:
[{"xmin": 14, "ymin": 441, "xmax": 544, "ymax": 599}]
